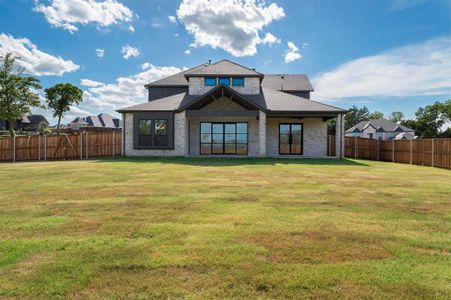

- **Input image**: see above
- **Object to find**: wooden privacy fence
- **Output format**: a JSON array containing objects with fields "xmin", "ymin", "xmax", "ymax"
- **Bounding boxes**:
[
  {"xmin": 328, "ymin": 136, "xmax": 451, "ymax": 169},
  {"xmin": 0, "ymin": 131, "xmax": 122, "ymax": 162}
]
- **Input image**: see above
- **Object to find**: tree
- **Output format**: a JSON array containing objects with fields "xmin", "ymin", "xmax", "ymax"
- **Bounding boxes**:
[
  {"xmin": 344, "ymin": 106, "xmax": 370, "ymax": 129},
  {"xmin": 407, "ymin": 100, "xmax": 450, "ymax": 138},
  {"xmin": 0, "ymin": 53, "xmax": 41, "ymax": 136},
  {"xmin": 388, "ymin": 111, "xmax": 404, "ymax": 123},
  {"xmin": 45, "ymin": 83, "xmax": 83, "ymax": 134},
  {"xmin": 368, "ymin": 111, "xmax": 384, "ymax": 120}
]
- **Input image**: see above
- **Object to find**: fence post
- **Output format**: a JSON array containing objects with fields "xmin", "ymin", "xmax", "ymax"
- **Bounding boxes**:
[
  {"xmin": 38, "ymin": 135, "xmax": 41, "ymax": 161},
  {"xmin": 44, "ymin": 135, "xmax": 47, "ymax": 160},
  {"xmin": 392, "ymin": 139, "xmax": 395, "ymax": 163},
  {"xmin": 86, "ymin": 131, "xmax": 89, "ymax": 159},
  {"xmin": 431, "ymin": 138, "xmax": 434, "ymax": 167},
  {"xmin": 376, "ymin": 139, "xmax": 380, "ymax": 161},
  {"xmin": 409, "ymin": 139, "xmax": 413, "ymax": 164},
  {"xmin": 13, "ymin": 136, "xmax": 16, "ymax": 162},
  {"xmin": 112, "ymin": 131, "xmax": 115, "ymax": 158},
  {"xmin": 354, "ymin": 137, "xmax": 357, "ymax": 159},
  {"xmin": 80, "ymin": 132, "xmax": 83, "ymax": 160}
]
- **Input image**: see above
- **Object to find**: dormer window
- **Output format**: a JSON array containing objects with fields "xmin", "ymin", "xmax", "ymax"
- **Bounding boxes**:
[
  {"xmin": 204, "ymin": 77, "xmax": 217, "ymax": 86},
  {"xmin": 218, "ymin": 77, "xmax": 230, "ymax": 86},
  {"xmin": 232, "ymin": 77, "xmax": 244, "ymax": 86}
]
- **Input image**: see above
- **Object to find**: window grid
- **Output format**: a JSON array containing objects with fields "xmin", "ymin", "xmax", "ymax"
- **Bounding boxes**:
[{"xmin": 200, "ymin": 122, "xmax": 248, "ymax": 155}]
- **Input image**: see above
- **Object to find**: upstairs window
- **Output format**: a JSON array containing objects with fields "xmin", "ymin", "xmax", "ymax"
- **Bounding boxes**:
[
  {"xmin": 218, "ymin": 77, "xmax": 230, "ymax": 86},
  {"xmin": 232, "ymin": 77, "xmax": 244, "ymax": 86},
  {"xmin": 204, "ymin": 77, "xmax": 217, "ymax": 86}
]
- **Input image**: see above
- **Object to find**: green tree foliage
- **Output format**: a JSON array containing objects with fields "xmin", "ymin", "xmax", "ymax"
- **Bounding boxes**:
[
  {"xmin": 0, "ymin": 53, "xmax": 41, "ymax": 136},
  {"xmin": 402, "ymin": 100, "xmax": 450, "ymax": 138},
  {"xmin": 45, "ymin": 83, "xmax": 83, "ymax": 134},
  {"xmin": 368, "ymin": 111, "xmax": 384, "ymax": 120},
  {"xmin": 388, "ymin": 111, "xmax": 404, "ymax": 123},
  {"xmin": 344, "ymin": 106, "xmax": 370, "ymax": 130}
]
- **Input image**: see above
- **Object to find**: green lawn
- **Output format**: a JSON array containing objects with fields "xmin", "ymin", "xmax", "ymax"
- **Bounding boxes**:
[{"xmin": 0, "ymin": 158, "xmax": 450, "ymax": 299}]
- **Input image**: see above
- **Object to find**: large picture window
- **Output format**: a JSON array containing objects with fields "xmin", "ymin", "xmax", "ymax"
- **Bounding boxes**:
[
  {"xmin": 133, "ymin": 111, "xmax": 174, "ymax": 149},
  {"xmin": 200, "ymin": 122, "xmax": 248, "ymax": 155}
]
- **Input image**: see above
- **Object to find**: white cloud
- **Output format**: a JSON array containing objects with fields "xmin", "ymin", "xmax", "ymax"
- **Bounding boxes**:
[
  {"xmin": 150, "ymin": 21, "xmax": 162, "ymax": 28},
  {"xmin": 34, "ymin": 0, "xmax": 133, "ymax": 33},
  {"xmin": 79, "ymin": 63, "xmax": 185, "ymax": 115},
  {"xmin": 128, "ymin": 25, "xmax": 135, "ymax": 32},
  {"xmin": 184, "ymin": 49, "xmax": 191, "ymax": 55},
  {"xmin": 261, "ymin": 32, "xmax": 280, "ymax": 45},
  {"xmin": 301, "ymin": 42, "xmax": 308, "ymax": 49},
  {"xmin": 0, "ymin": 33, "xmax": 79, "ymax": 76},
  {"xmin": 95, "ymin": 48, "xmax": 105, "ymax": 58},
  {"xmin": 80, "ymin": 79, "xmax": 103, "ymax": 87},
  {"xmin": 312, "ymin": 37, "xmax": 451, "ymax": 100},
  {"xmin": 121, "ymin": 45, "xmax": 139, "ymax": 59},
  {"xmin": 176, "ymin": 0, "xmax": 285, "ymax": 57},
  {"xmin": 168, "ymin": 15, "xmax": 177, "ymax": 24},
  {"xmin": 390, "ymin": 0, "xmax": 427, "ymax": 11},
  {"xmin": 284, "ymin": 41, "xmax": 302, "ymax": 63}
]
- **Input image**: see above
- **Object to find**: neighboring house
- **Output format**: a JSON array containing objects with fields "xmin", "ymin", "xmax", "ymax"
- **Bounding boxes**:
[
  {"xmin": 117, "ymin": 59, "xmax": 346, "ymax": 158},
  {"xmin": 69, "ymin": 114, "xmax": 121, "ymax": 131},
  {"xmin": 346, "ymin": 119, "xmax": 416, "ymax": 140},
  {"xmin": 0, "ymin": 115, "xmax": 48, "ymax": 132},
  {"xmin": 26, "ymin": 115, "xmax": 49, "ymax": 131}
]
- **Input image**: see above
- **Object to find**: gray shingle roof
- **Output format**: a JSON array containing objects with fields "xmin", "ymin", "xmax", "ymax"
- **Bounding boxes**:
[
  {"xmin": 145, "ymin": 64, "xmax": 206, "ymax": 87},
  {"xmin": 346, "ymin": 119, "xmax": 414, "ymax": 133},
  {"xmin": 98, "ymin": 114, "xmax": 117, "ymax": 128},
  {"xmin": 261, "ymin": 74, "xmax": 314, "ymax": 91},
  {"xmin": 186, "ymin": 59, "xmax": 263, "ymax": 77},
  {"xmin": 27, "ymin": 115, "xmax": 49, "ymax": 124},
  {"xmin": 260, "ymin": 88, "xmax": 345, "ymax": 113},
  {"xmin": 117, "ymin": 92, "xmax": 196, "ymax": 112},
  {"xmin": 118, "ymin": 87, "xmax": 345, "ymax": 114}
]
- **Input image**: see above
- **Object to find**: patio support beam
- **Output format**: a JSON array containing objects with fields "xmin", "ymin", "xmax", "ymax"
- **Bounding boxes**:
[{"xmin": 335, "ymin": 114, "xmax": 344, "ymax": 159}]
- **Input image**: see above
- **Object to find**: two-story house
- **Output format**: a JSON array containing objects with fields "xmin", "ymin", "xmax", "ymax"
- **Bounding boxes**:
[{"xmin": 117, "ymin": 59, "xmax": 346, "ymax": 158}]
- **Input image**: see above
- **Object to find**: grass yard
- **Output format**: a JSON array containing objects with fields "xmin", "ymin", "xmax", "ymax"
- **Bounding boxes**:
[{"xmin": 0, "ymin": 158, "xmax": 450, "ymax": 299}]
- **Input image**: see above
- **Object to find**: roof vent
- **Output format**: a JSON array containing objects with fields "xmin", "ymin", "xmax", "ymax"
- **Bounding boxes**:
[{"xmin": 252, "ymin": 68, "xmax": 256, "ymax": 71}]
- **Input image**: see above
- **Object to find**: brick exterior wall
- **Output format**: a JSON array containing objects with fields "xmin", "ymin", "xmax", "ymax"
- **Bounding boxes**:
[
  {"xmin": 188, "ymin": 77, "xmax": 260, "ymax": 95},
  {"xmin": 124, "ymin": 111, "xmax": 187, "ymax": 156},
  {"xmin": 266, "ymin": 117, "xmax": 328, "ymax": 157}
]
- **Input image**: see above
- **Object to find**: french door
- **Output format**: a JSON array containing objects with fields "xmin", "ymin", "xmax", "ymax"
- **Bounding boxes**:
[{"xmin": 279, "ymin": 123, "xmax": 303, "ymax": 155}]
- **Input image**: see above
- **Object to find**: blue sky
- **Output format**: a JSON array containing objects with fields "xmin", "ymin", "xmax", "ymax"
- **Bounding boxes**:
[{"xmin": 0, "ymin": 0, "xmax": 450, "ymax": 124}]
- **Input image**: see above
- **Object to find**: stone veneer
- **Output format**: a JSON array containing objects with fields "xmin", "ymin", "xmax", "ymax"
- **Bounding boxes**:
[
  {"xmin": 123, "ymin": 111, "xmax": 187, "ymax": 156},
  {"xmin": 266, "ymin": 117, "xmax": 328, "ymax": 157},
  {"xmin": 188, "ymin": 77, "xmax": 260, "ymax": 95}
]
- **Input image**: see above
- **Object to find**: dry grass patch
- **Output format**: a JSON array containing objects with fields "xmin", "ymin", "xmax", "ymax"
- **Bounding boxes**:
[{"xmin": 0, "ymin": 157, "xmax": 449, "ymax": 299}]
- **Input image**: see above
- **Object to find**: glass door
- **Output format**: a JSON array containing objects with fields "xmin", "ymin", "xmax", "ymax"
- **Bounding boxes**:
[{"xmin": 279, "ymin": 123, "xmax": 303, "ymax": 155}]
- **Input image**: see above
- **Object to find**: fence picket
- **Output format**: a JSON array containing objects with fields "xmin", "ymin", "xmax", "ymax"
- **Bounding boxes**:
[
  {"xmin": 0, "ymin": 131, "xmax": 121, "ymax": 163},
  {"xmin": 327, "ymin": 135, "xmax": 450, "ymax": 169}
]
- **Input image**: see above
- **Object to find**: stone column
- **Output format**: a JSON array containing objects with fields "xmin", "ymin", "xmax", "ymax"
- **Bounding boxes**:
[
  {"xmin": 335, "ymin": 114, "xmax": 344, "ymax": 158},
  {"xmin": 258, "ymin": 111, "xmax": 266, "ymax": 157}
]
